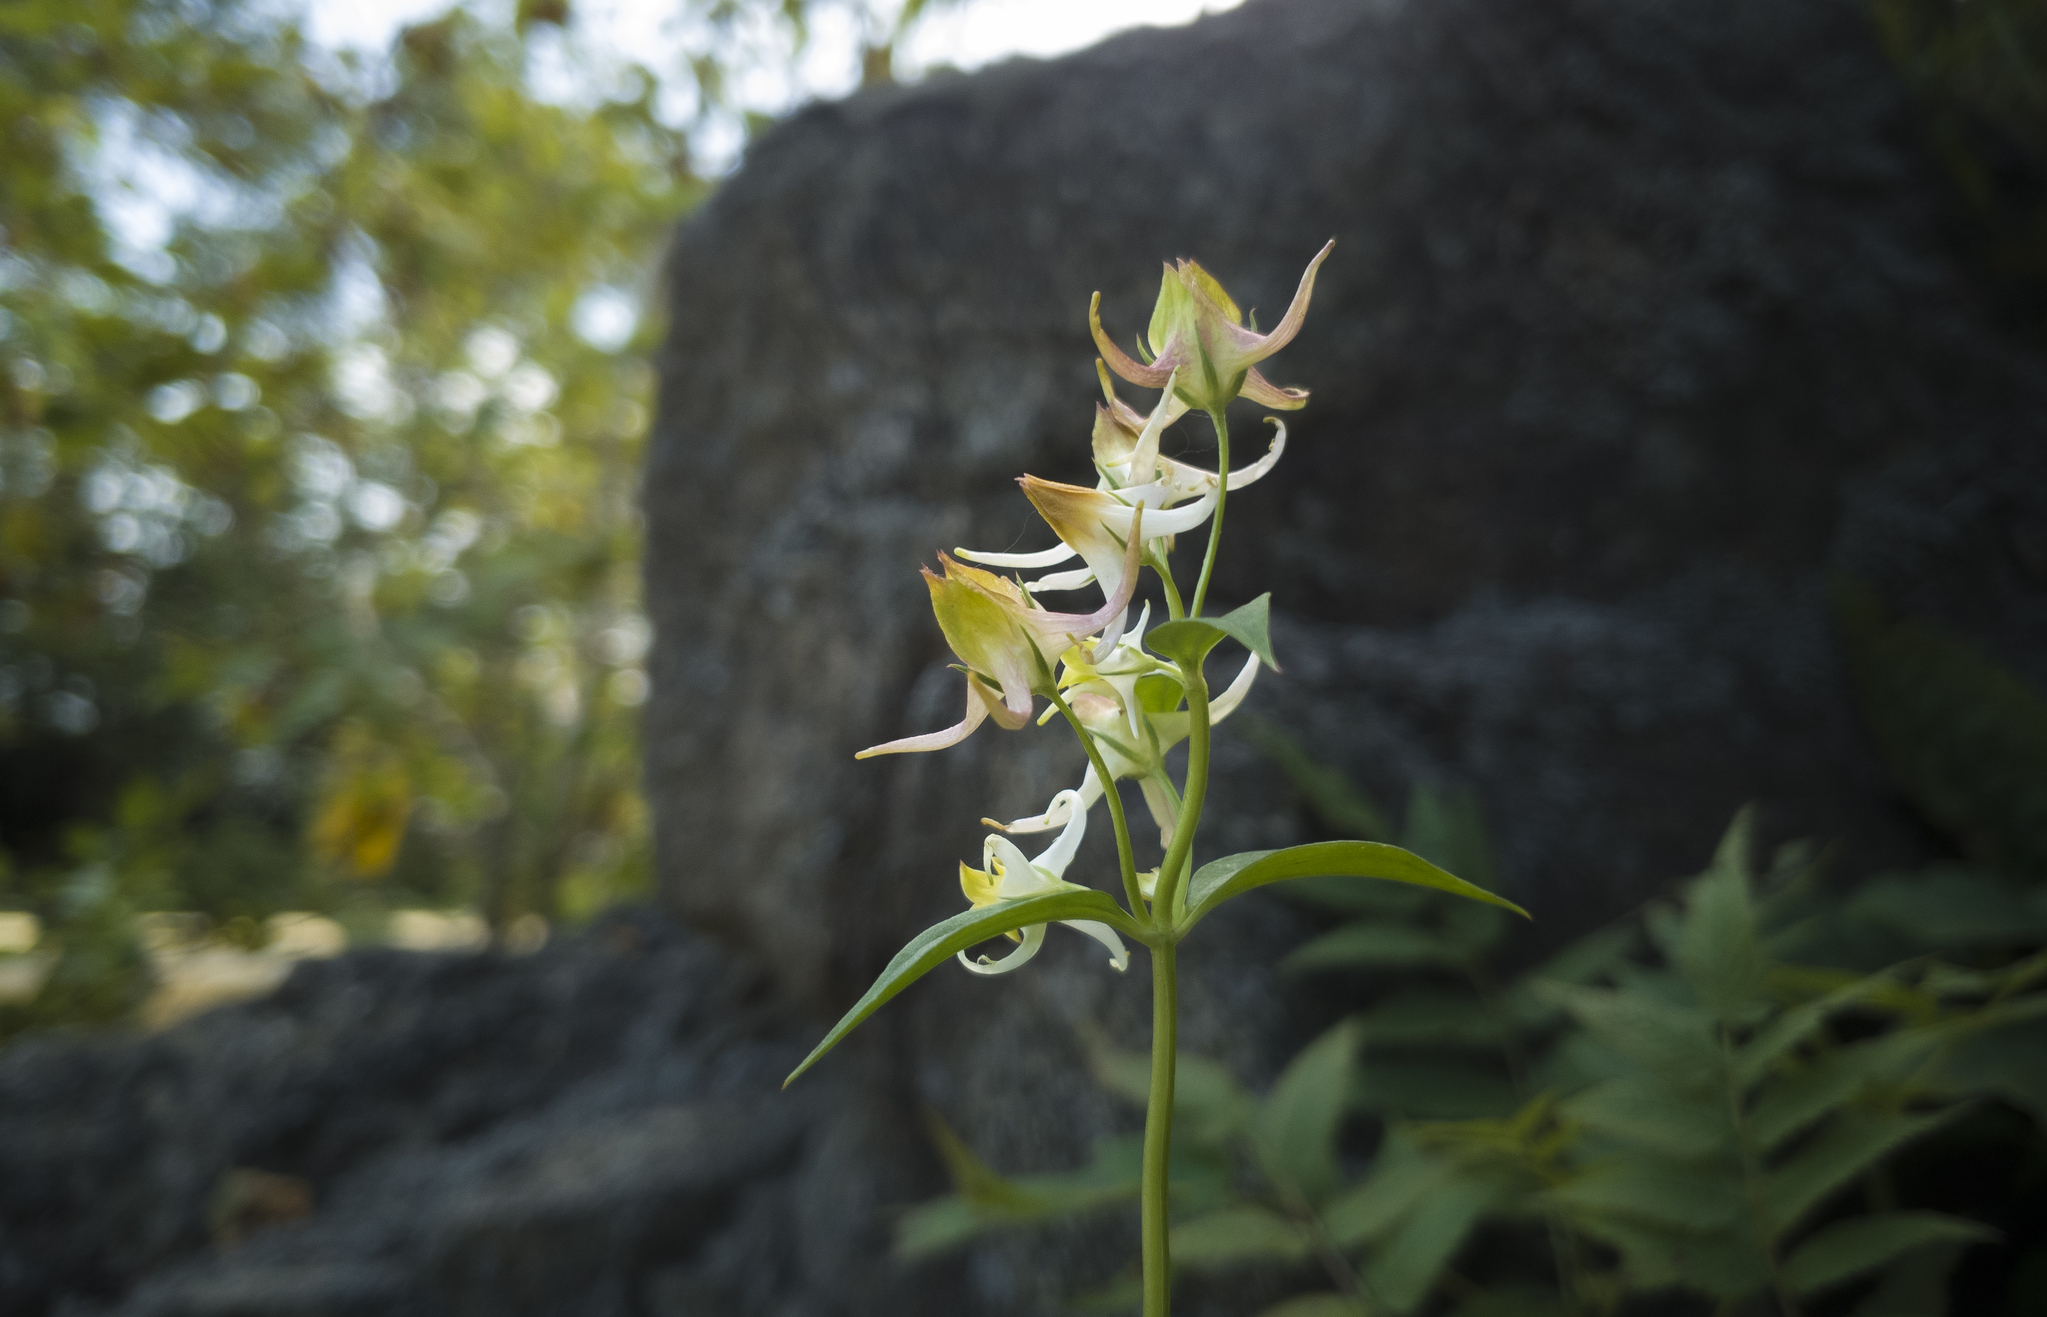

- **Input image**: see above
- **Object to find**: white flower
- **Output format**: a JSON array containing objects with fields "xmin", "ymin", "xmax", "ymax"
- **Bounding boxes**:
[{"xmin": 956, "ymin": 789, "xmax": 1129, "ymax": 976}]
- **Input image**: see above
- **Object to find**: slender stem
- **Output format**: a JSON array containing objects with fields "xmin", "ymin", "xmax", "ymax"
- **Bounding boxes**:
[
  {"xmin": 1149, "ymin": 545, "xmax": 1185, "ymax": 622},
  {"xmin": 1188, "ymin": 408, "xmax": 1231, "ymax": 618},
  {"xmin": 1154, "ymin": 659, "xmax": 1212, "ymax": 922},
  {"xmin": 1049, "ymin": 689, "xmax": 1145, "ymax": 918},
  {"xmin": 1141, "ymin": 941, "xmax": 1178, "ymax": 1317}
]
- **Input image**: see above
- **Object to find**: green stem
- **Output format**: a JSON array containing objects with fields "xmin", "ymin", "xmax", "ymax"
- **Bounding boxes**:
[
  {"xmin": 1188, "ymin": 408, "xmax": 1231, "ymax": 618},
  {"xmin": 1149, "ymin": 545, "xmax": 1185, "ymax": 622},
  {"xmin": 1049, "ymin": 689, "xmax": 1145, "ymax": 918},
  {"xmin": 1154, "ymin": 660, "xmax": 1212, "ymax": 922},
  {"xmin": 1142, "ymin": 940, "xmax": 1178, "ymax": 1317}
]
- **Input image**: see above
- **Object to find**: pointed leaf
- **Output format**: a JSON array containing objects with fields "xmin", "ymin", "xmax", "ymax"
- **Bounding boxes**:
[
  {"xmin": 1747, "ymin": 1031, "xmax": 1940, "ymax": 1152},
  {"xmin": 1182, "ymin": 841, "xmax": 1526, "ymax": 935},
  {"xmin": 1536, "ymin": 981, "xmax": 1722, "ymax": 1092},
  {"xmin": 1169, "ymin": 1204, "xmax": 1311, "ymax": 1270},
  {"xmin": 1559, "ymin": 1076, "xmax": 1734, "ymax": 1160},
  {"xmin": 784, "ymin": 890, "xmax": 1139, "ymax": 1085},
  {"xmin": 1147, "ymin": 593, "xmax": 1276, "ymax": 670},
  {"xmin": 1783, "ymin": 1212, "xmax": 1996, "ymax": 1296},
  {"xmin": 1322, "ymin": 1130, "xmax": 1454, "ymax": 1247},
  {"xmin": 1762, "ymin": 1108, "xmax": 1962, "ymax": 1240},
  {"xmin": 1673, "ymin": 814, "xmax": 1769, "ymax": 1024},
  {"xmin": 1361, "ymin": 1166, "xmax": 1517, "ymax": 1312},
  {"xmin": 1257, "ymin": 1295, "xmax": 1370, "ymax": 1317},
  {"xmin": 1550, "ymin": 1155, "xmax": 1748, "ymax": 1231},
  {"xmin": 1257, "ymin": 1021, "xmax": 1358, "ymax": 1203},
  {"xmin": 1283, "ymin": 922, "xmax": 1471, "ymax": 973}
]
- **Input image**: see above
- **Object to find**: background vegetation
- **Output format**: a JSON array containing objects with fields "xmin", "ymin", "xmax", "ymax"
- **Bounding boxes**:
[{"xmin": 0, "ymin": 0, "xmax": 943, "ymax": 1031}]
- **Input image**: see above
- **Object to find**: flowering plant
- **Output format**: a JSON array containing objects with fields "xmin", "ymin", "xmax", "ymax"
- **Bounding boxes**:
[{"xmin": 785, "ymin": 243, "xmax": 1526, "ymax": 1315}]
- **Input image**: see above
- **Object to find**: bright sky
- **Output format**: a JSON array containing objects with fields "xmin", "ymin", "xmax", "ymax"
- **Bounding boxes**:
[{"xmin": 304, "ymin": 0, "xmax": 1244, "ymax": 118}]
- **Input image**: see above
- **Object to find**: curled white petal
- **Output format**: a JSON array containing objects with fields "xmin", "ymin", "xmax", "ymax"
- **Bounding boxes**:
[
  {"xmin": 1059, "ymin": 919, "xmax": 1129, "ymax": 972},
  {"xmin": 988, "ymin": 766, "xmax": 1103, "ymax": 834},
  {"xmin": 1030, "ymin": 790, "xmax": 1089, "ymax": 878},
  {"xmin": 1024, "ymin": 565, "xmax": 1099, "ymax": 593},
  {"xmin": 958, "ymin": 922, "xmax": 1046, "ymax": 975},
  {"xmin": 1209, "ymin": 654, "xmax": 1261, "ymax": 722}
]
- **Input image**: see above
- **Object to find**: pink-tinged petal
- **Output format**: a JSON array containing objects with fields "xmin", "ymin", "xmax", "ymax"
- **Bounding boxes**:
[
  {"xmin": 1092, "ymin": 291, "xmax": 1174, "ymax": 389},
  {"xmin": 854, "ymin": 674, "xmax": 990, "ymax": 758},
  {"xmin": 1239, "ymin": 238, "xmax": 1333, "ymax": 367},
  {"xmin": 1009, "ymin": 506, "xmax": 1145, "ymax": 652},
  {"xmin": 1240, "ymin": 367, "xmax": 1309, "ymax": 411}
]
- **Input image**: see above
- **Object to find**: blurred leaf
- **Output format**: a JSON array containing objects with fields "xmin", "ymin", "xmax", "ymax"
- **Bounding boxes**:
[
  {"xmin": 1550, "ymin": 1156, "xmax": 1747, "ymax": 1231},
  {"xmin": 1257, "ymin": 1020, "xmax": 1357, "ymax": 1203},
  {"xmin": 1762, "ymin": 1108, "xmax": 1962, "ymax": 1240},
  {"xmin": 1360, "ymin": 1165, "xmax": 1516, "ymax": 1313},
  {"xmin": 1782, "ymin": 1211, "xmax": 1997, "ymax": 1296},
  {"xmin": 1673, "ymin": 810, "xmax": 1769, "ymax": 1024},
  {"xmin": 1169, "ymin": 1204, "xmax": 1311, "ymax": 1270},
  {"xmin": 1746, "ymin": 1030, "xmax": 1940, "ymax": 1153},
  {"xmin": 1240, "ymin": 716, "xmax": 1395, "ymax": 841},
  {"xmin": 1284, "ymin": 923, "xmax": 1471, "ymax": 973},
  {"xmin": 1257, "ymin": 1294, "xmax": 1370, "ymax": 1317},
  {"xmin": 1536, "ymin": 982, "xmax": 1722, "ymax": 1093},
  {"xmin": 1559, "ymin": 1076, "xmax": 1732, "ymax": 1160}
]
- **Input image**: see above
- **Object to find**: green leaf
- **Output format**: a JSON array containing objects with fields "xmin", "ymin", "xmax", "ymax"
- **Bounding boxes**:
[
  {"xmin": 1361, "ymin": 1166, "xmax": 1516, "ymax": 1312},
  {"xmin": 784, "ymin": 889, "xmax": 1140, "ymax": 1085},
  {"xmin": 1146, "ymin": 593, "xmax": 1276, "ymax": 670},
  {"xmin": 1550, "ymin": 1155, "xmax": 1748, "ymax": 1231},
  {"xmin": 1283, "ymin": 923, "xmax": 1472, "ymax": 973},
  {"xmin": 1559, "ymin": 1076, "xmax": 1733, "ymax": 1160},
  {"xmin": 1169, "ymin": 1204, "xmax": 1311, "ymax": 1270},
  {"xmin": 1351, "ymin": 991, "xmax": 1510, "ymax": 1049},
  {"xmin": 1674, "ymin": 812, "xmax": 1770, "ymax": 1024},
  {"xmin": 1568, "ymin": 1210, "xmax": 1769, "ymax": 1299},
  {"xmin": 1257, "ymin": 1294, "xmax": 1370, "ymax": 1317},
  {"xmin": 1322, "ymin": 1130, "xmax": 1454, "ymax": 1248},
  {"xmin": 1257, "ymin": 1021, "xmax": 1358, "ymax": 1204},
  {"xmin": 1783, "ymin": 1212, "xmax": 1998, "ymax": 1296},
  {"xmin": 1353, "ymin": 1057, "xmax": 1520, "ymax": 1120},
  {"xmin": 1399, "ymin": 781, "xmax": 1497, "ymax": 888},
  {"xmin": 1762, "ymin": 1108, "xmax": 1962, "ymax": 1240},
  {"xmin": 1850, "ymin": 1242, "xmax": 1966, "ymax": 1317},
  {"xmin": 1933, "ymin": 1021, "xmax": 2047, "ymax": 1121},
  {"xmin": 1733, "ymin": 972, "xmax": 1900, "ymax": 1092},
  {"xmin": 1089, "ymin": 1043, "xmax": 1253, "ymax": 1146},
  {"xmin": 1182, "ymin": 841, "xmax": 1527, "ymax": 935},
  {"xmin": 1535, "ymin": 981, "xmax": 1723, "ymax": 1092},
  {"xmin": 1746, "ymin": 1031, "xmax": 1940, "ymax": 1152}
]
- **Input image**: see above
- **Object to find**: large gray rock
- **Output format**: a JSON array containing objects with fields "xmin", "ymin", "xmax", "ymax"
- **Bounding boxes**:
[
  {"xmin": 643, "ymin": 0, "xmax": 2046, "ymax": 1299},
  {"xmin": 646, "ymin": 0, "xmax": 2043, "ymax": 1006}
]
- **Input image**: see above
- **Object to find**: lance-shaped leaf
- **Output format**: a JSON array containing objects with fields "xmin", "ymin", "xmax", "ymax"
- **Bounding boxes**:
[
  {"xmin": 1781, "ymin": 1211, "xmax": 1998, "ymax": 1296},
  {"xmin": 1147, "ymin": 593, "xmax": 1278, "ymax": 671},
  {"xmin": 1179, "ymin": 840, "xmax": 1527, "ymax": 936},
  {"xmin": 784, "ymin": 889, "xmax": 1142, "ymax": 1086}
]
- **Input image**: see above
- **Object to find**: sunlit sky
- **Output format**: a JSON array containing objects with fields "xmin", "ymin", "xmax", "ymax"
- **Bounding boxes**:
[{"xmin": 304, "ymin": 0, "xmax": 1244, "ymax": 99}]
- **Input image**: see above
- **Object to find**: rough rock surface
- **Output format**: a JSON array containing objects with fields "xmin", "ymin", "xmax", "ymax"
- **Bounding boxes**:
[{"xmin": 10, "ymin": 0, "xmax": 2047, "ymax": 1313}]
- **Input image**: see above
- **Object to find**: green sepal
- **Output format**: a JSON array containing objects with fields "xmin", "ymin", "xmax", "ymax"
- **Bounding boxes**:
[
  {"xmin": 784, "ymin": 890, "xmax": 1143, "ymax": 1086},
  {"xmin": 1178, "ymin": 840, "xmax": 1528, "ymax": 936},
  {"xmin": 1146, "ymin": 593, "xmax": 1277, "ymax": 671}
]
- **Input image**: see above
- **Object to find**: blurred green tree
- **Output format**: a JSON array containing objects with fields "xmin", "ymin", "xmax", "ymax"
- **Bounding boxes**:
[{"xmin": 0, "ymin": 0, "xmax": 939, "ymax": 1029}]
